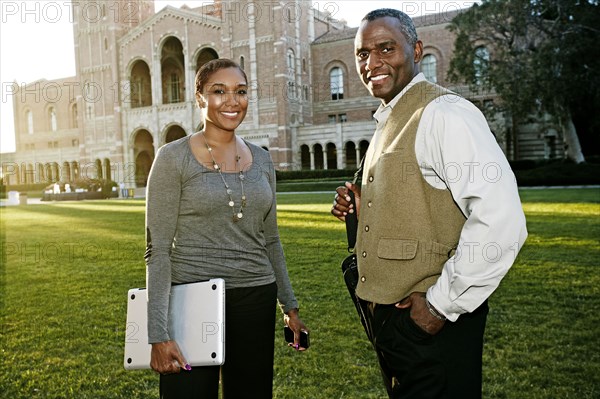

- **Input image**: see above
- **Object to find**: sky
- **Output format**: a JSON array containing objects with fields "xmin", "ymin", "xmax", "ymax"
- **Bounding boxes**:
[{"xmin": 0, "ymin": 0, "xmax": 478, "ymax": 153}]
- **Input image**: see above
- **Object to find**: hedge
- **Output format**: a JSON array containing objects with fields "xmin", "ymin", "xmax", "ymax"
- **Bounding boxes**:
[
  {"xmin": 514, "ymin": 161, "xmax": 600, "ymax": 186},
  {"xmin": 276, "ymin": 159, "xmax": 600, "ymax": 186},
  {"xmin": 2, "ymin": 161, "xmax": 597, "ymax": 198}
]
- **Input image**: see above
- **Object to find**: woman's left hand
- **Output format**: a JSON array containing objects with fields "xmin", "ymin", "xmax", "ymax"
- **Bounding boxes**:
[{"xmin": 284, "ymin": 308, "xmax": 309, "ymax": 351}]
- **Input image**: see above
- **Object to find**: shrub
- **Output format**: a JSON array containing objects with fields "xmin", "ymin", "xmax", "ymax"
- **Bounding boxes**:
[
  {"xmin": 276, "ymin": 169, "xmax": 356, "ymax": 181},
  {"xmin": 514, "ymin": 161, "xmax": 600, "ymax": 186}
]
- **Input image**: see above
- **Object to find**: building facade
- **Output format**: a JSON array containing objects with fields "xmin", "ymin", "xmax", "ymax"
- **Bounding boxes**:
[{"xmin": 3, "ymin": 0, "xmax": 563, "ymax": 187}]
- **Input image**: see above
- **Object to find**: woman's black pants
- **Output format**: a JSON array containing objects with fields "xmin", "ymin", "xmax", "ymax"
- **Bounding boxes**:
[{"xmin": 159, "ymin": 282, "xmax": 278, "ymax": 399}]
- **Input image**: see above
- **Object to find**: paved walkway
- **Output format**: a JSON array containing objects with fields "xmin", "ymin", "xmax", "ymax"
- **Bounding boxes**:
[{"xmin": 0, "ymin": 196, "xmax": 130, "ymax": 207}]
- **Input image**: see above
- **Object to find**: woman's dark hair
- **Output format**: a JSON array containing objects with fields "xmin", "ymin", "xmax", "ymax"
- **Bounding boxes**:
[
  {"xmin": 195, "ymin": 58, "xmax": 248, "ymax": 105},
  {"xmin": 362, "ymin": 8, "xmax": 418, "ymax": 47}
]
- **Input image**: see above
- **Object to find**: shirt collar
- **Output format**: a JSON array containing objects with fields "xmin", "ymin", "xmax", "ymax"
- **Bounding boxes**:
[{"xmin": 373, "ymin": 73, "xmax": 427, "ymax": 124}]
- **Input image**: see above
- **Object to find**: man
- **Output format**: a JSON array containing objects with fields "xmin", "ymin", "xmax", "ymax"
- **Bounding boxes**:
[{"xmin": 331, "ymin": 9, "xmax": 528, "ymax": 399}]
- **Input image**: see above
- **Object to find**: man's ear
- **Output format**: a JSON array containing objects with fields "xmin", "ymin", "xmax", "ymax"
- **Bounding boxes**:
[{"xmin": 414, "ymin": 40, "xmax": 424, "ymax": 63}]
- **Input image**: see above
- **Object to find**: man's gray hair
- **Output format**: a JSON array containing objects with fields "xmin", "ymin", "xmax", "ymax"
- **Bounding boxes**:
[{"xmin": 362, "ymin": 8, "xmax": 418, "ymax": 47}]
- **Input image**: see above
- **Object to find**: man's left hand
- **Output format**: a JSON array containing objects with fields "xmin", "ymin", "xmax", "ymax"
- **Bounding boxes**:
[{"xmin": 395, "ymin": 292, "xmax": 445, "ymax": 335}]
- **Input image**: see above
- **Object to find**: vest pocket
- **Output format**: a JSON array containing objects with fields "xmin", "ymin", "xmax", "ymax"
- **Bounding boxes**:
[
  {"xmin": 377, "ymin": 238, "xmax": 418, "ymax": 260},
  {"xmin": 376, "ymin": 238, "xmax": 454, "ymax": 264}
]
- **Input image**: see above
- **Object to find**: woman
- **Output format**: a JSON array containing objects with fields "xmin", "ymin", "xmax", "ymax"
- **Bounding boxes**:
[{"xmin": 145, "ymin": 58, "xmax": 308, "ymax": 398}]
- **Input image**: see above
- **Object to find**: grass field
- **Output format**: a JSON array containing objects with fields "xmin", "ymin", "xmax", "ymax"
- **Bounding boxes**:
[{"xmin": 1, "ymin": 188, "xmax": 599, "ymax": 398}]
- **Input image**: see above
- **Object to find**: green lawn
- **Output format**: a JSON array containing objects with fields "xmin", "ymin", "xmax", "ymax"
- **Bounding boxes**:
[{"xmin": 1, "ymin": 188, "xmax": 599, "ymax": 398}]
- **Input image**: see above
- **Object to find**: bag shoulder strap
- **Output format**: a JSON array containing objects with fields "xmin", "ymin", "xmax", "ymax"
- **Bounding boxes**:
[{"xmin": 345, "ymin": 157, "xmax": 364, "ymax": 252}]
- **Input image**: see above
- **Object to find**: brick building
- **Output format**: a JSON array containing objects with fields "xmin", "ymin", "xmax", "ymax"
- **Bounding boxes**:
[{"xmin": 3, "ymin": 0, "xmax": 562, "ymax": 187}]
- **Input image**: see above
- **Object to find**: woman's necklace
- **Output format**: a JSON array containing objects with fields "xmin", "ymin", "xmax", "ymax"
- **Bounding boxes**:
[{"xmin": 202, "ymin": 133, "xmax": 246, "ymax": 222}]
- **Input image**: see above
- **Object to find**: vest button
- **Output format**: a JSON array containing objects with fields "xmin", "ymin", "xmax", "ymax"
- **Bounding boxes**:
[
  {"xmin": 365, "ymin": 225, "xmax": 369, "ymax": 232},
  {"xmin": 360, "ymin": 276, "xmax": 366, "ymax": 283},
  {"xmin": 368, "ymin": 176, "xmax": 374, "ymax": 182},
  {"xmin": 362, "ymin": 251, "xmax": 367, "ymax": 258}
]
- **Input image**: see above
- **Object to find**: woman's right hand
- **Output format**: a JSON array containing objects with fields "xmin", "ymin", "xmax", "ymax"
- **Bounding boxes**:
[{"xmin": 150, "ymin": 340, "xmax": 190, "ymax": 374}]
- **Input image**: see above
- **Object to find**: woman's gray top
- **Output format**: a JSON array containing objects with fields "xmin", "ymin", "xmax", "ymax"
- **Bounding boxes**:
[{"xmin": 145, "ymin": 135, "xmax": 298, "ymax": 343}]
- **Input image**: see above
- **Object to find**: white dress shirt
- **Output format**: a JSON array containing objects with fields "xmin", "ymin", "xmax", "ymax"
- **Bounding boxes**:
[{"xmin": 368, "ymin": 73, "xmax": 528, "ymax": 322}]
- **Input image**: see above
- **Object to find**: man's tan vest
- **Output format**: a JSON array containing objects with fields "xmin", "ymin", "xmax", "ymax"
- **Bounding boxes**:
[{"xmin": 356, "ymin": 81, "xmax": 467, "ymax": 305}]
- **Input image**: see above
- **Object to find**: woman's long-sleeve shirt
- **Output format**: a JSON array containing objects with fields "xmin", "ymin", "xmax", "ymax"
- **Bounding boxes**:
[{"xmin": 144, "ymin": 135, "xmax": 298, "ymax": 343}]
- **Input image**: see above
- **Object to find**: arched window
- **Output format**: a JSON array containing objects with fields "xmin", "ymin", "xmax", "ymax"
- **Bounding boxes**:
[
  {"xmin": 48, "ymin": 107, "xmax": 57, "ymax": 132},
  {"xmin": 168, "ymin": 73, "xmax": 181, "ymax": 103},
  {"xmin": 330, "ymin": 67, "xmax": 344, "ymax": 100},
  {"xmin": 474, "ymin": 46, "xmax": 490, "ymax": 86},
  {"xmin": 161, "ymin": 37, "xmax": 185, "ymax": 104},
  {"xmin": 422, "ymin": 54, "xmax": 438, "ymax": 83},
  {"xmin": 25, "ymin": 110, "xmax": 33, "ymax": 134},
  {"xmin": 196, "ymin": 48, "xmax": 219, "ymax": 75},
  {"xmin": 70, "ymin": 103, "xmax": 78, "ymax": 128},
  {"xmin": 287, "ymin": 49, "xmax": 296, "ymax": 78},
  {"xmin": 287, "ymin": 82, "xmax": 296, "ymax": 100},
  {"xmin": 130, "ymin": 60, "xmax": 152, "ymax": 108}
]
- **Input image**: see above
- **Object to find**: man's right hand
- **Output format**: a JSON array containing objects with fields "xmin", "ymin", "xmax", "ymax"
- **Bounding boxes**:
[
  {"xmin": 331, "ymin": 182, "xmax": 361, "ymax": 222},
  {"xmin": 150, "ymin": 340, "xmax": 190, "ymax": 374}
]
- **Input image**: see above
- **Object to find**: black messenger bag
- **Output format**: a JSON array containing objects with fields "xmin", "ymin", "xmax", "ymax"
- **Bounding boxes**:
[{"xmin": 340, "ymin": 159, "xmax": 373, "ymax": 341}]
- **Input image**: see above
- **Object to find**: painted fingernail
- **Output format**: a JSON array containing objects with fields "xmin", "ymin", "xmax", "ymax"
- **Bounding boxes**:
[
  {"xmin": 185, "ymin": 364, "xmax": 192, "ymax": 371},
  {"xmin": 294, "ymin": 343, "xmax": 299, "ymax": 350}
]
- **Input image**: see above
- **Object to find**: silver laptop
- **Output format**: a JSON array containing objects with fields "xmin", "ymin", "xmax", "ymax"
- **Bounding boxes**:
[{"xmin": 124, "ymin": 278, "xmax": 225, "ymax": 370}]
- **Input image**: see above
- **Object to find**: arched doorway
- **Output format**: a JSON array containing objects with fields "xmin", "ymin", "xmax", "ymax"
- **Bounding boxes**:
[
  {"xmin": 135, "ymin": 152, "xmax": 153, "ymax": 188},
  {"xmin": 165, "ymin": 125, "xmax": 186, "ymax": 144},
  {"xmin": 133, "ymin": 129, "xmax": 155, "ymax": 187},
  {"xmin": 313, "ymin": 144, "xmax": 324, "ymax": 170},
  {"xmin": 103, "ymin": 158, "xmax": 112, "ymax": 181},
  {"xmin": 300, "ymin": 144, "xmax": 310, "ymax": 169},
  {"xmin": 326, "ymin": 143, "xmax": 337, "ymax": 169},
  {"xmin": 345, "ymin": 141, "xmax": 357, "ymax": 169},
  {"xmin": 62, "ymin": 161, "xmax": 71, "ymax": 181},
  {"xmin": 359, "ymin": 140, "xmax": 370, "ymax": 160}
]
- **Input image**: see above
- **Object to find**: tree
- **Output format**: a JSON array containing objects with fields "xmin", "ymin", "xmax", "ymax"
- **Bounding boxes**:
[{"xmin": 448, "ymin": 0, "xmax": 600, "ymax": 163}]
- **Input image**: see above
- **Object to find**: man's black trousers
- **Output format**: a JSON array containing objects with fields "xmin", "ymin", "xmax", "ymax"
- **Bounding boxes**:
[{"xmin": 365, "ymin": 300, "xmax": 489, "ymax": 399}]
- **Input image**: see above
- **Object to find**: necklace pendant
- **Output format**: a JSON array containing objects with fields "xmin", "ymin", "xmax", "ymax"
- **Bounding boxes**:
[
  {"xmin": 237, "ymin": 212, "xmax": 243, "ymax": 220},
  {"xmin": 232, "ymin": 214, "xmax": 239, "ymax": 222}
]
